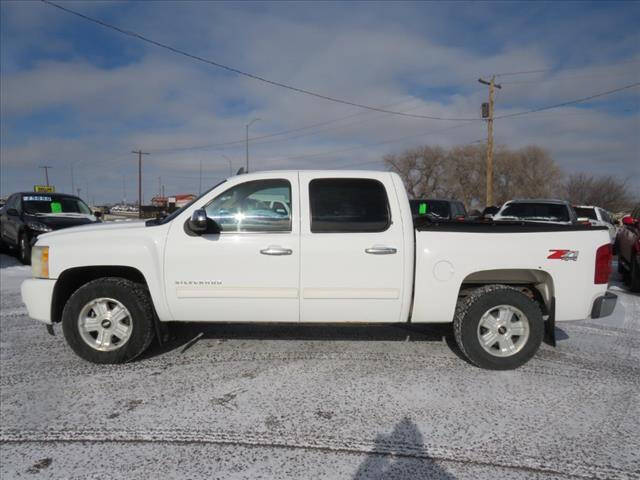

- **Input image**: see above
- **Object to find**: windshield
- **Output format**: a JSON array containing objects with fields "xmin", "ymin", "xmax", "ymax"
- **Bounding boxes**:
[
  {"xmin": 410, "ymin": 200, "xmax": 451, "ymax": 219},
  {"xmin": 574, "ymin": 207, "xmax": 597, "ymax": 220},
  {"xmin": 22, "ymin": 195, "xmax": 91, "ymax": 215},
  {"xmin": 154, "ymin": 180, "xmax": 227, "ymax": 225},
  {"xmin": 499, "ymin": 202, "xmax": 570, "ymax": 222}
]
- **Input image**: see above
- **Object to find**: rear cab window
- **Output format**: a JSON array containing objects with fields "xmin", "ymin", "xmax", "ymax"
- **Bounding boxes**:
[{"xmin": 309, "ymin": 178, "xmax": 390, "ymax": 233}]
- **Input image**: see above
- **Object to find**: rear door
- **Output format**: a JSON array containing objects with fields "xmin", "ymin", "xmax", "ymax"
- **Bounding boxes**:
[{"xmin": 299, "ymin": 173, "xmax": 406, "ymax": 323}]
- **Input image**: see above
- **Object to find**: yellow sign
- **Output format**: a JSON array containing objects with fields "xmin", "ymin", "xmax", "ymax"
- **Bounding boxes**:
[{"xmin": 34, "ymin": 185, "xmax": 55, "ymax": 193}]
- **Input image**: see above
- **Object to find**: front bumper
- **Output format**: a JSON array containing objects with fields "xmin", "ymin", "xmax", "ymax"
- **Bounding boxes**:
[
  {"xmin": 21, "ymin": 278, "xmax": 56, "ymax": 324},
  {"xmin": 590, "ymin": 292, "xmax": 617, "ymax": 319}
]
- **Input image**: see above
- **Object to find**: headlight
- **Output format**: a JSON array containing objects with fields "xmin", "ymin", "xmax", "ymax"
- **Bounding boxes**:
[
  {"xmin": 27, "ymin": 221, "xmax": 52, "ymax": 233},
  {"xmin": 31, "ymin": 246, "xmax": 49, "ymax": 279}
]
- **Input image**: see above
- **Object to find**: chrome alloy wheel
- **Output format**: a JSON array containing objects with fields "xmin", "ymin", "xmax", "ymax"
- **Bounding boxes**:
[
  {"xmin": 77, "ymin": 298, "xmax": 133, "ymax": 352},
  {"xmin": 477, "ymin": 304, "xmax": 530, "ymax": 357}
]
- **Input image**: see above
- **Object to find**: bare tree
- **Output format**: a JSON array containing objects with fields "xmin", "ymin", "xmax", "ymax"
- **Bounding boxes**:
[
  {"xmin": 564, "ymin": 173, "xmax": 635, "ymax": 212},
  {"xmin": 383, "ymin": 146, "xmax": 447, "ymax": 199},
  {"xmin": 494, "ymin": 145, "xmax": 564, "ymax": 204},
  {"xmin": 385, "ymin": 143, "xmax": 565, "ymax": 209}
]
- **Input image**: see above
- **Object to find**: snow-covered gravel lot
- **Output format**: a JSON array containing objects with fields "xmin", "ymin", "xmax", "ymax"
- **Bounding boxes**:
[{"xmin": 1, "ymin": 253, "xmax": 638, "ymax": 479}]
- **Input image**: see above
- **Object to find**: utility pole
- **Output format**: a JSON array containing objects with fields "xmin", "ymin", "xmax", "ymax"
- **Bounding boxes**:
[
  {"xmin": 122, "ymin": 175, "xmax": 126, "ymax": 205},
  {"xmin": 70, "ymin": 163, "xmax": 74, "ymax": 194},
  {"xmin": 478, "ymin": 76, "xmax": 501, "ymax": 207},
  {"xmin": 245, "ymin": 118, "xmax": 261, "ymax": 173},
  {"xmin": 158, "ymin": 176, "xmax": 162, "ymax": 197},
  {"xmin": 199, "ymin": 159, "xmax": 202, "ymax": 195},
  {"xmin": 39, "ymin": 166, "xmax": 52, "ymax": 186},
  {"xmin": 132, "ymin": 150, "xmax": 150, "ymax": 218}
]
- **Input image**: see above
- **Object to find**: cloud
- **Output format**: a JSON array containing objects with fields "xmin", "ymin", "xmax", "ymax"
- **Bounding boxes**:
[{"xmin": 1, "ymin": 0, "xmax": 639, "ymax": 202}]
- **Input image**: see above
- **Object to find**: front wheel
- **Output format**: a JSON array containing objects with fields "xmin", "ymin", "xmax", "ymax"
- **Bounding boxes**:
[
  {"xmin": 19, "ymin": 233, "xmax": 31, "ymax": 265},
  {"xmin": 454, "ymin": 285, "xmax": 543, "ymax": 370},
  {"xmin": 62, "ymin": 277, "xmax": 155, "ymax": 364}
]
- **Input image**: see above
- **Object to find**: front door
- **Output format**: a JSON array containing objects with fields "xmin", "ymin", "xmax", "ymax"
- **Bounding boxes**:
[
  {"xmin": 299, "ymin": 173, "xmax": 406, "ymax": 323},
  {"xmin": 164, "ymin": 174, "xmax": 300, "ymax": 322}
]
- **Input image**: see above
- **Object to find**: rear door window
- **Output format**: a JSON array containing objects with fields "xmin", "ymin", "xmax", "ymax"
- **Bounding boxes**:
[{"xmin": 309, "ymin": 179, "xmax": 390, "ymax": 233}]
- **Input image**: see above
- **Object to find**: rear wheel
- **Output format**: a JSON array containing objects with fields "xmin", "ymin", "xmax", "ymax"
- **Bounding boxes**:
[
  {"xmin": 454, "ymin": 285, "xmax": 543, "ymax": 370},
  {"xmin": 62, "ymin": 277, "xmax": 155, "ymax": 364}
]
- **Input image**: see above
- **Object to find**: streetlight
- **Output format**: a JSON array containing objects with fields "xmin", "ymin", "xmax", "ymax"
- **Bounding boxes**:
[
  {"xmin": 70, "ymin": 159, "xmax": 83, "ymax": 194},
  {"xmin": 245, "ymin": 118, "xmax": 261, "ymax": 173},
  {"xmin": 222, "ymin": 155, "xmax": 233, "ymax": 176}
]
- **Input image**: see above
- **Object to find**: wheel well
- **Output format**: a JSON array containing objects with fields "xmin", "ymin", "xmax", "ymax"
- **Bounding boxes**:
[
  {"xmin": 459, "ymin": 269, "xmax": 554, "ymax": 315},
  {"xmin": 51, "ymin": 266, "xmax": 148, "ymax": 324}
]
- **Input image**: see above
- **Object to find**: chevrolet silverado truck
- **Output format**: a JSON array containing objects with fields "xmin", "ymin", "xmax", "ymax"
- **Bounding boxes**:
[{"xmin": 21, "ymin": 171, "xmax": 616, "ymax": 369}]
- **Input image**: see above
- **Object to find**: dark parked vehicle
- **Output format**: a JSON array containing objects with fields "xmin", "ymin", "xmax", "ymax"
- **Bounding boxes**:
[
  {"xmin": 0, "ymin": 192, "xmax": 100, "ymax": 264},
  {"xmin": 410, "ymin": 199, "xmax": 467, "ymax": 221},
  {"xmin": 616, "ymin": 204, "xmax": 640, "ymax": 291}
]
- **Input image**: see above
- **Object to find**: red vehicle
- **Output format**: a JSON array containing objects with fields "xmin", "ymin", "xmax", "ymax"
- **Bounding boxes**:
[{"xmin": 616, "ymin": 204, "xmax": 640, "ymax": 291}]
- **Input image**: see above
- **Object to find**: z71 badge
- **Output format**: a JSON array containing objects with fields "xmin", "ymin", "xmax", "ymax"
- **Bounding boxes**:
[{"xmin": 547, "ymin": 249, "xmax": 579, "ymax": 261}]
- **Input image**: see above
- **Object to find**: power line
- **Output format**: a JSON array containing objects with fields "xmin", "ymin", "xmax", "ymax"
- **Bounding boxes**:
[
  {"xmin": 150, "ymin": 98, "xmax": 418, "ymax": 154},
  {"xmin": 494, "ymin": 82, "xmax": 640, "ymax": 120},
  {"xmin": 501, "ymin": 69, "xmax": 639, "ymax": 85},
  {"xmin": 267, "ymin": 122, "xmax": 478, "ymax": 163},
  {"xmin": 494, "ymin": 59, "xmax": 640, "ymax": 78},
  {"xmin": 41, "ymin": 0, "xmax": 480, "ymax": 122}
]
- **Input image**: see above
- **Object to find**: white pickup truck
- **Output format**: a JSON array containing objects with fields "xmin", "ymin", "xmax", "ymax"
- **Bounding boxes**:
[{"xmin": 21, "ymin": 171, "xmax": 617, "ymax": 369}]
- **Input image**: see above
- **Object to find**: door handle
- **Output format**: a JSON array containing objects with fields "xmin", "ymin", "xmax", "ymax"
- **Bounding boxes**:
[
  {"xmin": 260, "ymin": 246, "xmax": 293, "ymax": 256},
  {"xmin": 365, "ymin": 246, "xmax": 397, "ymax": 255}
]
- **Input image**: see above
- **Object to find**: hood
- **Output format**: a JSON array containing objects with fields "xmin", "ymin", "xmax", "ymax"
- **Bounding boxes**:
[
  {"xmin": 36, "ymin": 219, "xmax": 148, "ymax": 240},
  {"xmin": 26, "ymin": 213, "xmax": 98, "ymax": 230}
]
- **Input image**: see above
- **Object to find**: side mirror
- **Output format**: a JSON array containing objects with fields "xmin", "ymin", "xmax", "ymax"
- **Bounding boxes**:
[
  {"xmin": 622, "ymin": 215, "xmax": 635, "ymax": 226},
  {"xmin": 7, "ymin": 208, "xmax": 18, "ymax": 217},
  {"xmin": 188, "ymin": 208, "xmax": 209, "ymax": 234}
]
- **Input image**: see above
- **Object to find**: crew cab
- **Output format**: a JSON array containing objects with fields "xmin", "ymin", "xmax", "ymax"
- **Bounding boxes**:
[
  {"xmin": 21, "ymin": 171, "xmax": 616, "ymax": 370},
  {"xmin": 0, "ymin": 192, "xmax": 99, "ymax": 264}
]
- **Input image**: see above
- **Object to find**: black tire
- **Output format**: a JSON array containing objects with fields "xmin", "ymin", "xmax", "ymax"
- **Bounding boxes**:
[
  {"xmin": 630, "ymin": 255, "xmax": 640, "ymax": 293},
  {"xmin": 62, "ymin": 277, "xmax": 155, "ymax": 364},
  {"xmin": 454, "ymin": 285, "xmax": 544, "ymax": 370},
  {"xmin": 617, "ymin": 257, "xmax": 624, "ymax": 274},
  {"xmin": 19, "ymin": 232, "xmax": 31, "ymax": 265}
]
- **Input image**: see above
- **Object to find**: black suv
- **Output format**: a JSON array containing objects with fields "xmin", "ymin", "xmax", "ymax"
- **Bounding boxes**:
[
  {"xmin": 409, "ymin": 199, "xmax": 467, "ymax": 221},
  {"xmin": 0, "ymin": 192, "xmax": 100, "ymax": 264}
]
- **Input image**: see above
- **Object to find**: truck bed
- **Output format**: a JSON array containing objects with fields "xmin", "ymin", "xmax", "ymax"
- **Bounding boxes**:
[{"xmin": 414, "ymin": 218, "xmax": 610, "ymax": 233}]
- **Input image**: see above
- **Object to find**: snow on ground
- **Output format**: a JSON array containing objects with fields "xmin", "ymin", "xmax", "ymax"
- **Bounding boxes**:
[{"xmin": 1, "ymin": 253, "xmax": 639, "ymax": 479}]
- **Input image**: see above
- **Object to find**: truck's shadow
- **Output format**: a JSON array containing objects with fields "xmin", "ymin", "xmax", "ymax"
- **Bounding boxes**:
[{"xmin": 138, "ymin": 322, "xmax": 471, "ymax": 364}]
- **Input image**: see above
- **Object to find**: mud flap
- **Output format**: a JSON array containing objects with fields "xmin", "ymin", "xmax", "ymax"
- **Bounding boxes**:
[
  {"xmin": 544, "ymin": 297, "xmax": 556, "ymax": 347},
  {"xmin": 46, "ymin": 324, "xmax": 55, "ymax": 336}
]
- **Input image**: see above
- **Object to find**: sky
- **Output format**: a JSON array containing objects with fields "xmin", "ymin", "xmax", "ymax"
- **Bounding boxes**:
[{"xmin": 1, "ymin": 0, "xmax": 639, "ymax": 205}]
